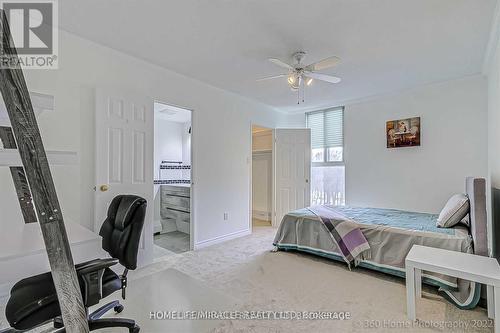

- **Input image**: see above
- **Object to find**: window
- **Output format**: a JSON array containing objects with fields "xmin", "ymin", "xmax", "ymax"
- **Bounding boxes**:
[{"xmin": 306, "ymin": 107, "xmax": 345, "ymax": 206}]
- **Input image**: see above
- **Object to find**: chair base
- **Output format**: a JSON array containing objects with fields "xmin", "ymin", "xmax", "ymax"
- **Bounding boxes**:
[
  {"xmin": 52, "ymin": 300, "xmax": 138, "ymax": 333},
  {"xmin": 89, "ymin": 318, "xmax": 139, "ymax": 333},
  {"xmin": 91, "ymin": 300, "xmax": 139, "ymax": 333}
]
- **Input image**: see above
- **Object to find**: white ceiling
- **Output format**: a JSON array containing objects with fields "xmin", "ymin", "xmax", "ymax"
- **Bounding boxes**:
[
  {"xmin": 59, "ymin": 0, "xmax": 497, "ymax": 113},
  {"xmin": 154, "ymin": 102, "xmax": 191, "ymax": 123}
]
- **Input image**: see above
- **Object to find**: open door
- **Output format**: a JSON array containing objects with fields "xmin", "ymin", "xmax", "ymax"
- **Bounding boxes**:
[
  {"xmin": 274, "ymin": 128, "xmax": 311, "ymax": 226},
  {"xmin": 95, "ymin": 88, "xmax": 154, "ymax": 267}
]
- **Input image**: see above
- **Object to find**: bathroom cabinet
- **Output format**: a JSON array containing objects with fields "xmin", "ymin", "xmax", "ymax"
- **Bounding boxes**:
[{"xmin": 160, "ymin": 185, "xmax": 190, "ymax": 234}]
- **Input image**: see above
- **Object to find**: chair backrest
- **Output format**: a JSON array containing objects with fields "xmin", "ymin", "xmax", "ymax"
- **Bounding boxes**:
[{"xmin": 99, "ymin": 195, "xmax": 147, "ymax": 270}]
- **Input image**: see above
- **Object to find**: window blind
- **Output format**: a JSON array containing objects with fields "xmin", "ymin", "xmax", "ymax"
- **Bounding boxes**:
[{"xmin": 306, "ymin": 107, "xmax": 344, "ymax": 149}]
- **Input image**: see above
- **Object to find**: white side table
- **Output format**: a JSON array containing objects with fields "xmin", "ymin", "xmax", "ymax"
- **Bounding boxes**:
[{"xmin": 406, "ymin": 245, "xmax": 500, "ymax": 333}]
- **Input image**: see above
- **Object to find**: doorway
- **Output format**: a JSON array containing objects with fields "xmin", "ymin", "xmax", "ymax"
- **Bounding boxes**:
[
  {"xmin": 251, "ymin": 125, "xmax": 273, "ymax": 228},
  {"xmin": 153, "ymin": 102, "xmax": 192, "ymax": 258}
]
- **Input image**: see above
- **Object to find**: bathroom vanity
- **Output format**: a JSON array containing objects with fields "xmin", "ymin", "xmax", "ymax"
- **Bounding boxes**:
[{"xmin": 159, "ymin": 184, "xmax": 190, "ymax": 234}]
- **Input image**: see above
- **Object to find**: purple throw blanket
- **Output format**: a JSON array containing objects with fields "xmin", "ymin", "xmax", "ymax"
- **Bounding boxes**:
[{"xmin": 309, "ymin": 205, "xmax": 370, "ymax": 266}]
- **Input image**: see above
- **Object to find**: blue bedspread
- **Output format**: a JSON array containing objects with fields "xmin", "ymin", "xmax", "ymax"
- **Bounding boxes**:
[{"xmin": 328, "ymin": 206, "xmax": 455, "ymax": 235}]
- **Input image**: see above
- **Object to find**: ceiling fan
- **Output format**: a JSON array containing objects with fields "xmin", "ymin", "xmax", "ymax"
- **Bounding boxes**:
[{"xmin": 257, "ymin": 51, "xmax": 342, "ymax": 104}]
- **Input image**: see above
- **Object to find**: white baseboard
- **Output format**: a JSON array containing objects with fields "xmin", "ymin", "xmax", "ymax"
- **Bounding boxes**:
[{"xmin": 194, "ymin": 228, "xmax": 251, "ymax": 250}]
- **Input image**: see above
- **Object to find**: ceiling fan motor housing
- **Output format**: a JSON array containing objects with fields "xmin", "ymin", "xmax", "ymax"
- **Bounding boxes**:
[{"xmin": 292, "ymin": 51, "xmax": 307, "ymax": 67}]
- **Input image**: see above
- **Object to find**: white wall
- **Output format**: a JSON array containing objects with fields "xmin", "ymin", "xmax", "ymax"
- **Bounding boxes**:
[
  {"xmin": 279, "ymin": 113, "xmax": 306, "ymax": 129},
  {"xmin": 182, "ymin": 122, "xmax": 191, "ymax": 165},
  {"xmin": 487, "ymin": 37, "xmax": 500, "ymax": 190},
  {"xmin": 486, "ymin": 17, "xmax": 500, "ymax": 255},
  {"xmin": 288, "ymin": 76, "xmax": 488, "ymax": 214},
  {"xmin": 153, "ymin": 119, "xmax": 184, "ymax": 227},
  {"xmin": 252, "ymin": 130, "xmax": 273, "ymax": 220},
  {"xmin": 345, "ymin": 76, "xmax": 487, "ymax": 213},
  {"xmin": 154, "ymin": 119, "xmax": 183, "ymax": 179},
  {"xmin": 0, "ymin": 29, "xmax": 286, "ymax": 248},
  {"xmin": 252, "ymin": 153, "xmax": 272, "ymax": 220}
]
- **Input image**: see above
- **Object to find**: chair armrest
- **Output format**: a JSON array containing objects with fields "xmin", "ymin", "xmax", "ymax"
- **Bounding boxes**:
[
  {"xmin": 76, "ymin": 258, "xmax": 118, "ymax": 275},
  {"xmin": 76, "ymin": 258, "xmax": 118, "ymax": 307},
  {"xmin": 75, "ymin": 258, "xmax": 108, "ymax": 270}
]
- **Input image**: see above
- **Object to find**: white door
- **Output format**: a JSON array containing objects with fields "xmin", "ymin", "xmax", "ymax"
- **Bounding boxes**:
[
  {"xmin": 274, "ymin": 128, "xmax": 311, "ymax": 226},
  {"xmin": 95, "ymin": 88, "xmax": 154, "ymax": 267}
]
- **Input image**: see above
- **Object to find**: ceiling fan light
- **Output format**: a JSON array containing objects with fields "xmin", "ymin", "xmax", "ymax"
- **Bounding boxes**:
[
  {"xmin": 287, "ymin": 75, "xmax": 296, "ymax": 85},
  {"xmin": 306, "ymin": 77, "xmax": 313, "ymax": 86}
]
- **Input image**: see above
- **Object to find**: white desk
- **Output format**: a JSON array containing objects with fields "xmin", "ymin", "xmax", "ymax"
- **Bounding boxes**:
[
  {"xmin": 406, "ymin": 245, "xmax": 500, "ymax": 333},
  {"xmin": 0, "ymin": 222, "xmax": 103, "ymax": 304}
]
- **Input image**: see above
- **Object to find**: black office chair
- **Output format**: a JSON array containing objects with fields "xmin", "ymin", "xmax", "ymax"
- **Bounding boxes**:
[{"xmin": 3, "ymin": 195, "xmax": 147, "ymax": 333}]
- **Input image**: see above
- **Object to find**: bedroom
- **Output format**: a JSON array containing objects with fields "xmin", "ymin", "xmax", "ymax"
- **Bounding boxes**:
[{"xmin": 0, "ymin": 1, "xmax": 499, "ymax": 332}]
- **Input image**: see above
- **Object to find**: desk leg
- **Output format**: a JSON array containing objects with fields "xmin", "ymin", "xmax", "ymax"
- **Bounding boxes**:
[
  {"xmin": 488, "ymin": 285, "xmax": 495, "ymax": 319},
  {"xmin": 415, "ymin": 269, "xmax": 422, "ymax": 298},
  {"xmin": 406, "ymin": 264, "xmax": 416, "ymax": 321},
  {"xmin": 495, "ymin": 286, "xmax": 500, "ymax": 333}
]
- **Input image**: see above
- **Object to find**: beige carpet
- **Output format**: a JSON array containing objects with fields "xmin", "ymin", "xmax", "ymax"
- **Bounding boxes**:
[
  {"xmin": 99, "ymin": 268, "xmax": 237, "ymax": 333},
  {"xmin": 0, "ymin": 226, "xmax": 492, "ymax": 332},
  {"xmin": 133, "ymin": 226, "xmax": 491, "ymax": 333}
]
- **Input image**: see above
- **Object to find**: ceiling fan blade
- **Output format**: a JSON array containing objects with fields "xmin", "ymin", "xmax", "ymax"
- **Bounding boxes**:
[
  {"xmin": 306, "ymin": 56, "xmax": 341, "ymax": 71},
  {"xmin": 256, "ymin": 74, "xmax": 288, "ymax": 81},
  {"xmin": 305, "ymin": 72, "xmax": 341, "ymax": 84},
  {"xmin": 268, "ymin": 58, "xmax": 294, "ymax": 70}
]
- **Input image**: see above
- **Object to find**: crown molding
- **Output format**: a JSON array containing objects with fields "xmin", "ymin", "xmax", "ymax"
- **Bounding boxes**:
[{"xmin": 281, "ymin": 74, "xmax": 485, "ymax": 115}]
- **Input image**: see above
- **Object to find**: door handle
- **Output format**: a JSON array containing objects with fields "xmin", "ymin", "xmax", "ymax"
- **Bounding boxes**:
[
  {"xmin": 305, "ymin": 179, "xmax": 309, "ymax": 183},
  {"xmin": 100, "ymin": 184, "xmax": 109, "ymax": 192}
]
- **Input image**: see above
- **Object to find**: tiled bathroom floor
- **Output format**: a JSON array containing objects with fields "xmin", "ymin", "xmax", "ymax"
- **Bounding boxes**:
[{"xmin": 154, "ymin": 231, "xmax": 190, "ymax": 254}]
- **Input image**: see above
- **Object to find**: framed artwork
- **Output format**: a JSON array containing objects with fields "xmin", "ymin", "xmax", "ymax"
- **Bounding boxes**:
[{"xmin": 386, "ymin": 117, "xmax": 420, "ymax": 148}]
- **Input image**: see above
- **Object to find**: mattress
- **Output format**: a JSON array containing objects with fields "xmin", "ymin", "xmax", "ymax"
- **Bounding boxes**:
[{"xmin": 273, "ymin": 206, "xmax": 478, "ymax": 309}]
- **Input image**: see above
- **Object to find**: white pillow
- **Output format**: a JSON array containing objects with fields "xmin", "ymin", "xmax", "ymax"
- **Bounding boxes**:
[{"xmin": 436, "ymin": 194, "xmax": 470, "ymax": 228}]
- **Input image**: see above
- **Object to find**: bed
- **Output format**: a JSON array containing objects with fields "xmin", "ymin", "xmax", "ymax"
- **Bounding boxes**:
[{"xmin": 273, "ymin": 177, "xmax": 488, "ymax": 309}]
